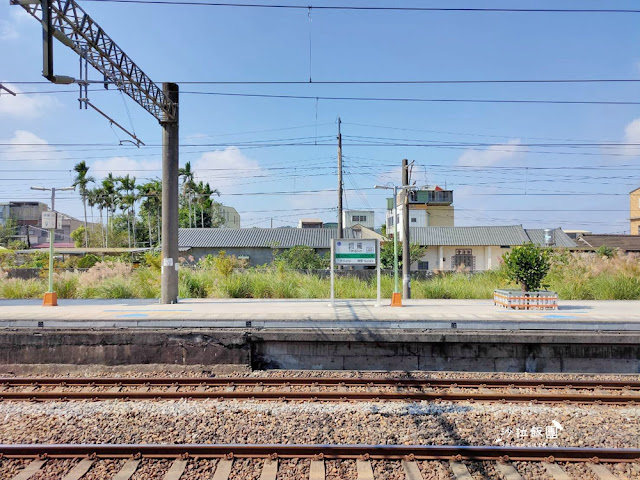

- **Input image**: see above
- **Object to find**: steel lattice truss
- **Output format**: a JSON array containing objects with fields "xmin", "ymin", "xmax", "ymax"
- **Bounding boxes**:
[{"xmin": 11, "ymin": 0, "xmax": 176, "ymax": 122}]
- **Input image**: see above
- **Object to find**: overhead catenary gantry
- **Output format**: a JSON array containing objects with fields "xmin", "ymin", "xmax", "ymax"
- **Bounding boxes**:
[{"xmin": 11, "ymin": 0, "xmax": 180, "ymax": 304}]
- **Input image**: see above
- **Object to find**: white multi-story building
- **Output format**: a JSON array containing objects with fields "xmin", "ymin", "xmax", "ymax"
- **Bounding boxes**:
[
  {"xmin": 342, "ymin": 210, "xmax": 375, "ymax": 230},
  {"xmin": 216, "ymin": 205, "xmax": 241, "ymax": 229}
]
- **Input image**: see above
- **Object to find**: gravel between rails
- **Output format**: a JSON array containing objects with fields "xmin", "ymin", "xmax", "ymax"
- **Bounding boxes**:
[
  {"xmin": 28, "ymin": 459, "xmax": 78, "ymax": 480},
  {"xmin": 81, "ymin": 459, "xmax": 126, "ymax": 480},
  {"xmin": 0, "ymin": 459, "xmax": 30, "ymax": 478},
  {"xmin": 276, "ymin": 458, "xmax": 310, "ymax": 479},
  {"xmin": 230, "ymin": 458, "xmax": 263, "ymax": 480},
  {"xmin": 0, "ymin": 401, "xmax": 638, "ymax": 449},
  {"xmin": 180, "ymin": 459, "xmax": 219, "ymax": 480},
  {"xmin": 325, "ymin": 459, "xmax": 357, "ymax": 480},
  {"xmin": 129, "ymin": 458, "xmax": 171, "ymax": 479},
  {"xmin": 1, "ymin": 368, "xmax": 639, "ymax": 383},
  {"xmin": 417, "ymin": 459, "xmax": 453, "ymax": 479},
  {"xmin": 371, "ymin": 459, "xmax": 405, "ymax": 479}
]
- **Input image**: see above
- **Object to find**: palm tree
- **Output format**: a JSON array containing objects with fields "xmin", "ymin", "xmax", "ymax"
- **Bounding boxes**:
[
  {"xmin": 101, "ymin": 175, "xmax": 117, "ymax": 248},
  {"xmin": 89, "ymin": 187, "xmax": 105, "ymax": 247},
  {"xmin": 138, "ymin": 179, "xmax": 162, "ymax": 248},
  {"xmin": 72, "ymin": 161, "xmax": 95, "ymax": 248},
  {"xmin": 117, "ymin": 175, "xmax": 137, "ymax": 248},
  {"xmin": 197, "ymin": 182, "xmax": 219, "ymax": 227},
  {"xmin": 179, "ymin": 161, "xmax": 195, "ymax": 228}
]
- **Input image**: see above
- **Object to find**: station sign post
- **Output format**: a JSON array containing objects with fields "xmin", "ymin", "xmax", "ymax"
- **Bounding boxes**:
[{"xmin": 330, "ymin": 238, "xmax": 381, "ymax": 307}]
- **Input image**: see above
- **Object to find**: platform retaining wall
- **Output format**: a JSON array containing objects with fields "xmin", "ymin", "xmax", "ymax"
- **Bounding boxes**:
[{"xmin": 0, "ymin": 329, "xmax": 639, "ymax": 373}]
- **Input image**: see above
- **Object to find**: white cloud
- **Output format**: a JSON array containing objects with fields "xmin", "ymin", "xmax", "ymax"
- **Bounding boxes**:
[
  {"xmin": 0, "ymin": 9, "xmax": 30, "ymax": 41},
  {"xmin": 0, "ymin": 84, "xmax": 61, "ymax": 118},
  {"xmin": 0, "ymin": 130, "xmax": 61, "ymax": 168},
  {"xmin": 191, "ymin": 147, "xmax": 263, "ymax": 194},
  {"xmin": 457, "ymin": 139, "xmax": 523, "ymax": 167},
  {"xmin": 624, "ymin": 118, "xmax": 640, "ymax": 143}
]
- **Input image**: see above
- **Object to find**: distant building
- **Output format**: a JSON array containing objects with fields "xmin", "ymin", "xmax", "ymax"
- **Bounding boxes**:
[
  {"xmin": 298, "ymin": 218, "xmax": 324, "ymax": 229},
  {"xmin": 575, "ymin": 234, "xmax": 640, "ymax": 253},
  {"xmin": 388, "ymin": 187, "xmax": 454, "ymax": 240},
  {"xmin": 563, "ymin": 230, "xmax": 592, "ymax": 240},
  {"xmin": 215, "ymin": 205, "xmax": 240, "ymax": 229},
  {"xmin": 179, "ymin": 226, "xmax": 385, "ymax": 266},
  {"xmin": 342, "ymin": 210, "xmax": 375, "ymax": 230},
  {"xmin": 0, "ymin": 201, "xmax": 82, "ymax": 246},
  {"xmin": 411, "ymin": 226, "xmax": 575, "ymax": 272},
  {"xmin": 631, "ymin": 187, "xmax": 640, "ymax": 235}
]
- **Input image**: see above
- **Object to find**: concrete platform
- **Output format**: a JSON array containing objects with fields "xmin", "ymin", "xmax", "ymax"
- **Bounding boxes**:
[
  {"xmin": 1, "ymin": 298, "xmax": 640, "ymax": 331},
  {"xmin": 1, "ymin": 299, "xmax": 640, "ymax": 373}
]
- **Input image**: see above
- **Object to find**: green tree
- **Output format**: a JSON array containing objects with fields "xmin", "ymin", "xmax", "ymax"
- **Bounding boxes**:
[
  {"xmin": 380, "ymin": 241, "xmax": 427, "ymax": 269},
  {"xmin": 0, "ymin": 218, "xmax": 18, "ymax": 247},
  {"xmin": 502, "ymin": 242, "xmax": 551, "ymax": 292},
  {"xmin": 179, "ymin": 161, "xmax": 195, "ymax": 227},
  {"xmin": 72, "ymin": 161, "xmax": 95, "ymax": 248},
  {"xmin": 277, "ymin": 245, "xmax": 329, "ymax": 269},
  {"xmin": 596, "ymin": 245, "xmax": 617, "ymax": 259},
  {"xmin": 138, "ymin": 179, "xmax": 162, "ymax": 247},
  {"xmin": 116, "ymin": 175, "xmax": 137, "ymax": 247}
]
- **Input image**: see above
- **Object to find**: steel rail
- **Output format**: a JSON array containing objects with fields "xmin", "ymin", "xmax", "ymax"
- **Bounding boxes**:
[
  {"xmin": 2, "ymin": 377, "xmax": 640, "ymax": 389},
  {"xmin": 1, "ymin": 444, "xmax": 639, "ymax": 463},
  {"xmin": 1, "ymin": 390, "xmax": 639, "ymax": 404}
]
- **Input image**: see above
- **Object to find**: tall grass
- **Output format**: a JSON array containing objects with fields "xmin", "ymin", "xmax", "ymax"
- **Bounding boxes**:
[{"xmin": 1, "ymin": 252, "xmax": 639, "ymax": 300}]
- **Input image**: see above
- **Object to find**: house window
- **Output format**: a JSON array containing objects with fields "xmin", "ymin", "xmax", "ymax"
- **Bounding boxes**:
[
  {"xmin": 411, "ymin": 218, "xmax": 417, "ymax": 223},
  {"xmin": 452, "ymin": 249, "xmax": 475, "ymax": 270},
  {"xmin": 418, "ymin": 261, "xmax": 429, "ymax": 270},
  {"xmin": 352, "ymin": 215, "xmax": 367, "ymax": 222}
]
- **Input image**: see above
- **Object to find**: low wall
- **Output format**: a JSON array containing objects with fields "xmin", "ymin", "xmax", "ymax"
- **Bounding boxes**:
[{"xmin": 0, "ymin": 329, "xmax": 639, "ymax": 373}]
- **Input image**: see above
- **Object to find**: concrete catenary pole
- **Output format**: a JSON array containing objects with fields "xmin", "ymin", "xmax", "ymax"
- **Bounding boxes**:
[
  {"xmin": 402, "ymin": 158, "xmax": 411, "ymax": 299},
  {"xmin": 337, "ymin": 117, "xmax": 343, "ymax": 239},
  {"xmin": 161, "ymin": 82, "xmax": 179, "ymax": 304}
]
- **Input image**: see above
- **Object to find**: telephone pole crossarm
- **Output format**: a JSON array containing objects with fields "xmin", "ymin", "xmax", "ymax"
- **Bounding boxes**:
[{"xmin": 10, "ymin": 0, "xmax": 176, "ymax": 122}]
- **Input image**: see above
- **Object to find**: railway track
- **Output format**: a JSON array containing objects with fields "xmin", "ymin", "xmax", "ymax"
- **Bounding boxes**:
[
  {"xmin": 1, "ymin": 444, "xmax": 639, "ymax": 480},
  {"xmin": 1, "ymin": 376, "xmax": 640, "ymax": 404}
]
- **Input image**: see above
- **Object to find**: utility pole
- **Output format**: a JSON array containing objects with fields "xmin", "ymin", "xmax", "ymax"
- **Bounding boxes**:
[
  {"xmin": 161, "ymin": 83, "xmax": 179, "ymax": 304},
  {"xmin": 13, "ymin": 0, "xmax": 179, "ymax": 304},
  {"xmin": 337, "ymin": 117, "xmax": 343, "ymax": 239},
  {"xmin": 402, "ymin": 158, "xmax": 411, "ymax": 299}
]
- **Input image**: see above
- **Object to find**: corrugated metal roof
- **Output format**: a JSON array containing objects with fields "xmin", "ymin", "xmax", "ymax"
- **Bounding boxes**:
[
  {"xmin": 525, "ymin": 228, "xmax": 577, "ymax": 248},
  {"xmin": 179, "ymin": 228, "xmax": 343, "ymax": 249},
  {"xmin": 576, "ymin": 234, "xmax": 640, "ymax": 251},
  {"xmin": 410, "ymin": 225, "xmax": 530, "ymax": 246}
]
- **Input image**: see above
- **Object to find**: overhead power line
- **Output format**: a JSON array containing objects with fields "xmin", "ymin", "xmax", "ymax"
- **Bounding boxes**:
[
  {"xmin": 10, "ymin": 88, "xmax": 640, "ymax": 106},
  {"xmin": 81, "ymin": 0, "xmax": 640, "ymax": 14},
  {"xmin": 7, "ymin": 78, "xmax": 640, "ymax": 85},
  {"xmin": 180, "ymin": 90, "xmax": 640, "ymax": 106}
]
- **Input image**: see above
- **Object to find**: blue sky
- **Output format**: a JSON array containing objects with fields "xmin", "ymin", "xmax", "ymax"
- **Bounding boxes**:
[{"xmin": 2, "ymin": 0, "xmax": 640, "ymax": 232}]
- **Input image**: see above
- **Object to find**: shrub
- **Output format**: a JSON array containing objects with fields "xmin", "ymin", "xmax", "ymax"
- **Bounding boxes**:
[
  {"xmin": 77, "ymin": 254, "xmax": 100, "ymax": 269},
  {"xmin": 596, "ymin": 245, "xmax": 617, "ymax": 259},
  {"xmin": 276, "ymin": 245, "xmax": 329, "ymax": 269},
  {"xmin": 53, "ymin": 271, "xmax": 79, "ymax": 298},
  {"xmin": 502, "ymin": 243, "xmax": 551, "ymax": 292},
  {"xmin": 0, "ymin": 278, "xmax": 45, "ymax": 299}
]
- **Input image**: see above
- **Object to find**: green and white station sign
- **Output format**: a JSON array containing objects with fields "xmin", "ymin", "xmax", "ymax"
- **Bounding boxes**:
[
  {"xmin": 334, "ymin": 239, "xmax": 377, "ymax": 265},
  {"xmin": 330, "ymin": 238, "xmax": 381, "ymax": 307}
]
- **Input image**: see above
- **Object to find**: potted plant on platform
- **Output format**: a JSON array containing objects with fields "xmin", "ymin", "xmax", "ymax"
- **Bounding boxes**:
[{"xmin": 494, "ymin": 243, "xmax": 557, "ymax": 310}]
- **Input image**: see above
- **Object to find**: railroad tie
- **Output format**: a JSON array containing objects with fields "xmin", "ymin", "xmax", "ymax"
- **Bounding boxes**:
[
  {"xmin": 163, "ymin": 459, "xmax": 188, "ymax": 480},
  {"xmin": 166, "ymin": 386, "xmax": 180, "ymax": 393},
  {"xmin": 356, "ymin": 459, "xmax": 375, "ymax": 480},
  {"xmin": 309, "ymin": 459, "xmax": 325, "ymax": 480},
  {"xmin": 111, "ymin": 459, "xmax": 140, "ymax": 480},
  {"xmin": 224, "ymin": 385, "xmax": 236, "ymax": 393},
  {"xmin": 61, "ymin": 458, "xmax": 95, "ymax": 480},
  {"xmin": 588, "ymin": 463, "xmax": 621, "ymax": 480},
  {"xmin": 10, "ymin": 459, "xmax": 46, "ymax": 480},
  {"xmin": 494, "ymin": 462, "xmax": 524, "ymax": 480},
  {"xmin": 449, "ymin": 461, "xmax": 474, "ymax": 480},
  {"xmin": 108, "ymin": 386, "xmax": 122, "ymax": 393},
  {"xmin": 401, "ymin": 460, "xmax": 425, "ymax": 480},
  {"xmin": 211, "ymin": 459, "xmax": 233, "ymax": 480},
  {"xmin": 259, "ymin": 458, "xmax": 278, "ymax": 480},
  {"xmin": 542, "ymin": 462, "xmax": 571, "ymax": 480}
]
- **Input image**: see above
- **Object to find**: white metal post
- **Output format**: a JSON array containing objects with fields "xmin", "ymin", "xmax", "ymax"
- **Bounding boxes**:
[
  {"xmin": 330, "ymin": 239, "xmax": 335, "ymax": 307},
  {"xmin": 376, "ymin": 238, "xmax": 381, "ymax": 307}
]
